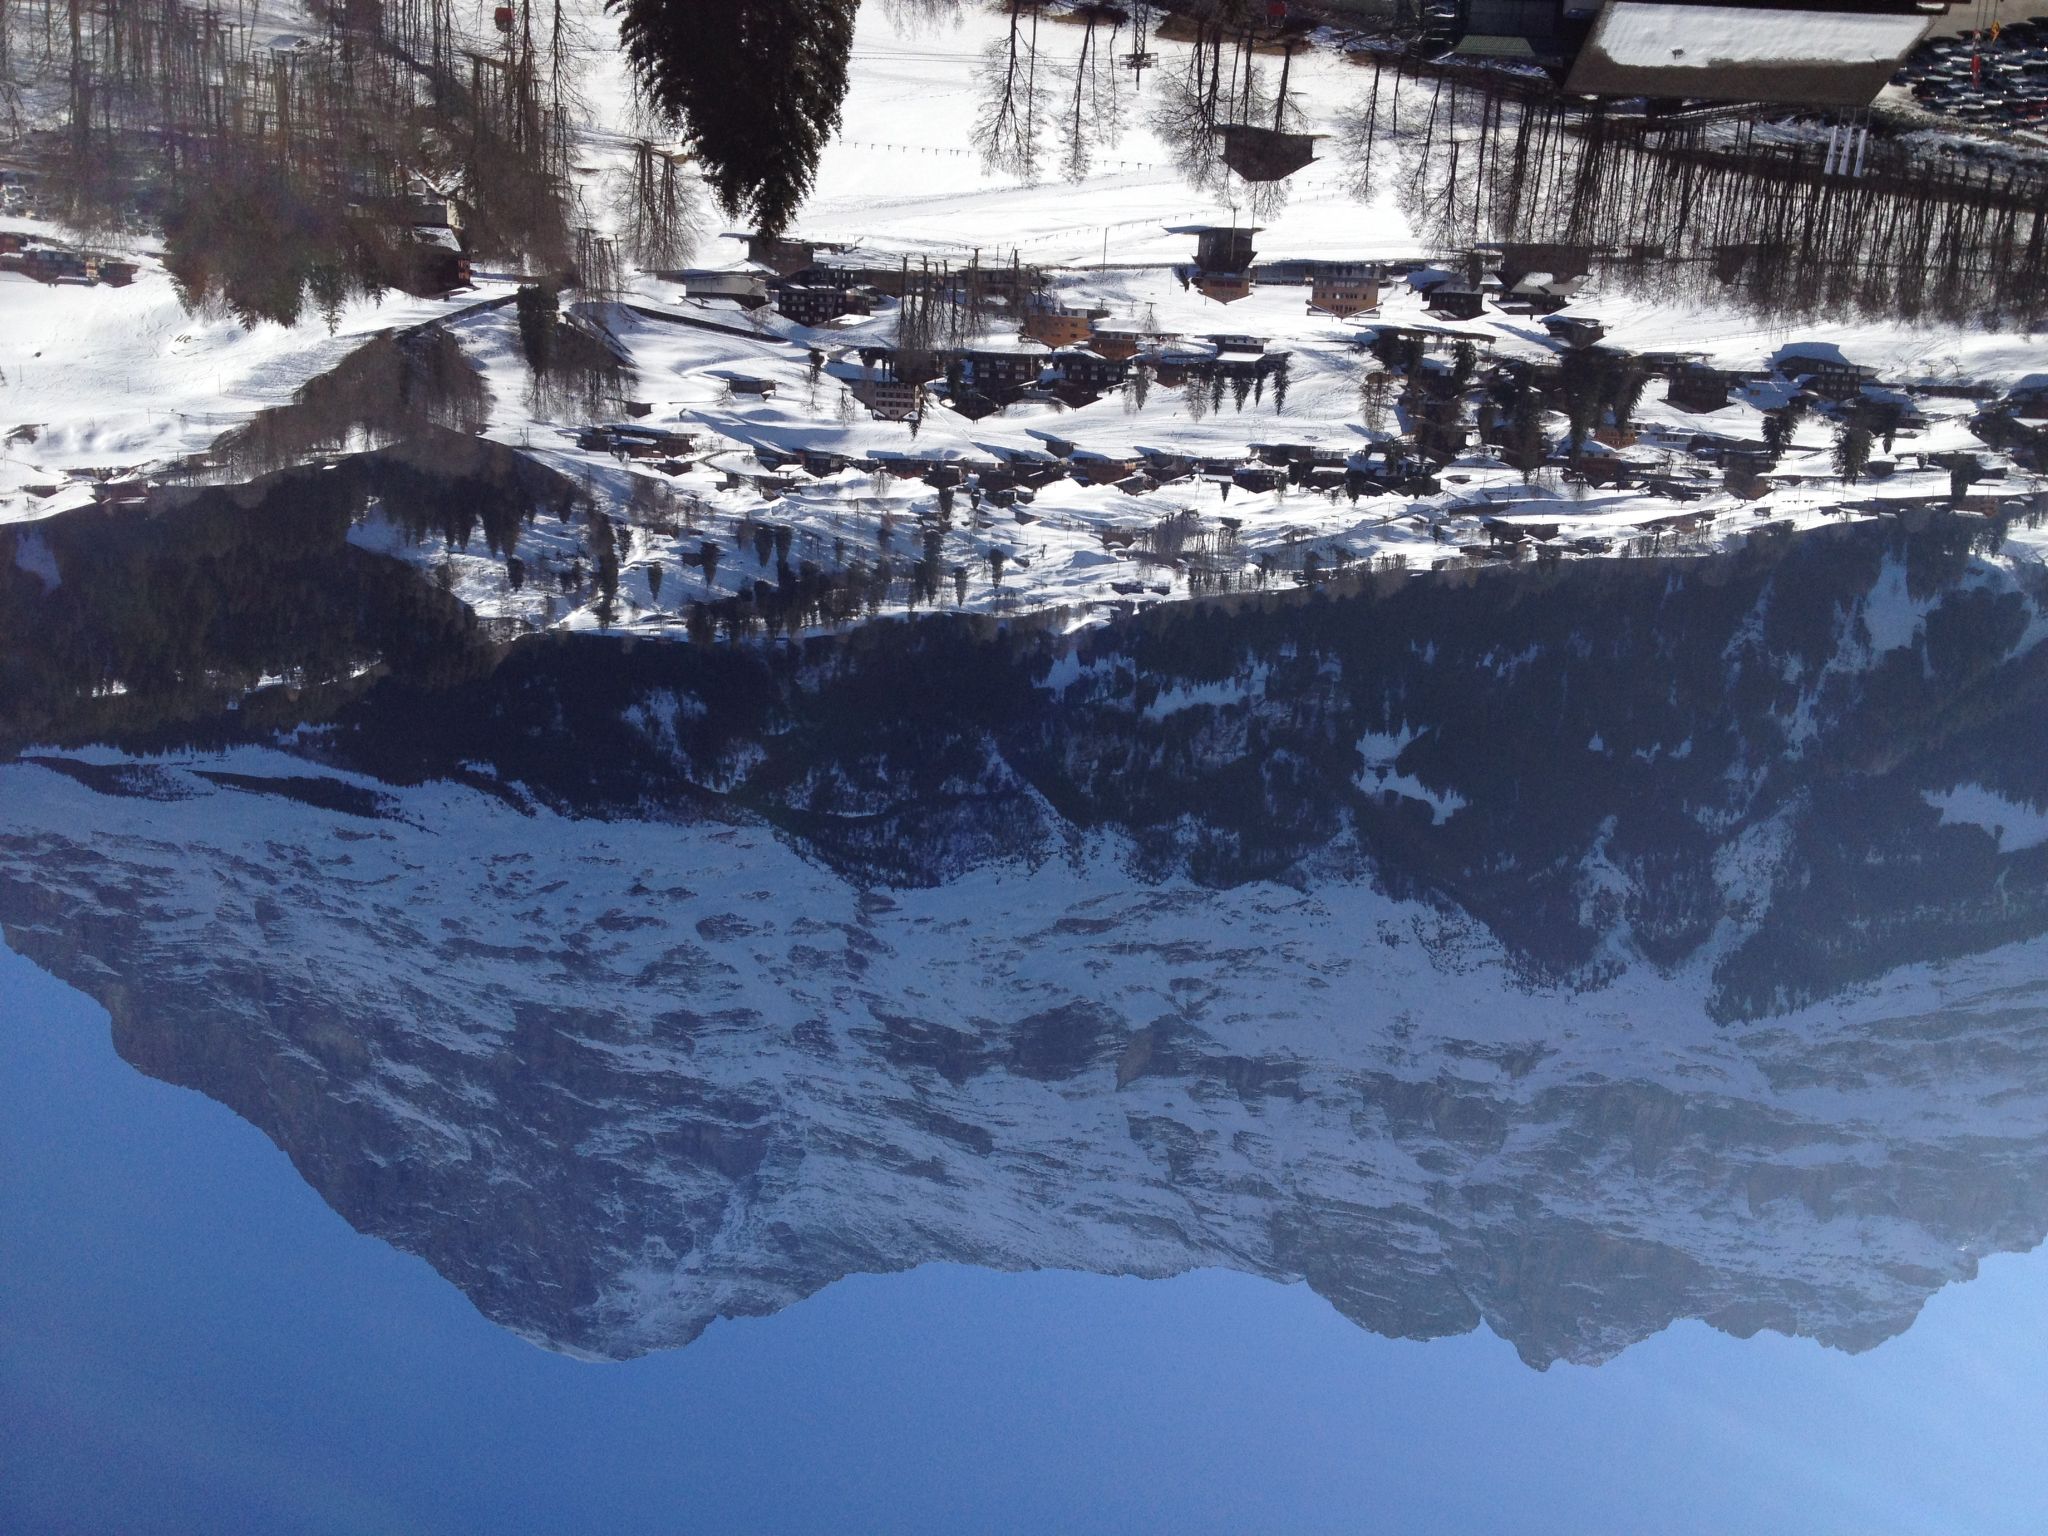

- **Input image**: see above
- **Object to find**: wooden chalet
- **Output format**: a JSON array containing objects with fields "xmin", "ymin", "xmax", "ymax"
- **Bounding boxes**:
[
  {"xmin": 1425, "ymin": 284, "xmax": 1487, "ymax": 322},
  {"xmin": 774, "ymin": 283, "xmax": 874, "ymax": 327},
  {"xmin": 712, "ymin": 371, "xmax": 779, "ymax": 399},
  {"xmin": 952, "ymin": 346, "xmax": 1047, "ymax": 398},
  {"xmin": 1775, "ymin": 351, "xmax": 1880, "ymax": 400},
  {"xmin": 1541, "ymin": 314, "xmax": 1606, "ymax": 351},
  {"xmin": 1307, "ymin": 263, "xmax": 1383, "ymax": 319},
  {"xmin": 674, "ymin": 269, "xmax": 772, "ymax": 308},
  {"xmin": 736, "ymin": 232, "xmax": 839, "ymax": 276},
  {"xmin": 1218, "ymin": 124, "xmax": 1317, "ymax": 182},
  {"xmin": 851, "ymin": 376, "xmax": 922, "ymax": 421},
  {"xmin": 1177, "ymin": 224, "xmax": 1260, "ymax": 273},
  {"xmin": 1020, "ymin": 304, "xmax": 1097, "ymax": 348},
  {"xmin": 1047, "ymin": 347, "xmax": 1129, "ymax": 401},
  {"xmin": 1667, "ymin": 363, "xmax": 1732, "ymax": 414}
]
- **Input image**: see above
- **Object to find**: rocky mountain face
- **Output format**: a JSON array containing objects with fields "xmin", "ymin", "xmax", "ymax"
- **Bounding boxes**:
[{"xmin": 4, "ymin": 510, "xmax": 2048, "ymax": 1366}]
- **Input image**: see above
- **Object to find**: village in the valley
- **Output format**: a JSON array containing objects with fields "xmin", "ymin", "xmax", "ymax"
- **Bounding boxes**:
[{"xmin": 7, "ymin": 0, "xmax": 2048, "ymax": 638}]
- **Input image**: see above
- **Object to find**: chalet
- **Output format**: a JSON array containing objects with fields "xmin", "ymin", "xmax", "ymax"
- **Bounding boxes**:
[
  {"xmin": 1072, "ymin": 451, "xmax": 1145, "ymax": 486},
  {"xmin": 800, "ymin": 448, "xmax": 855, "ymax": 478},
  {"xmin": 1363, "ymin": 323, "xmax": 1496, "ymax": 359},
  {"xmin": 0, "ymin": 231, "xmax": 23, "ymax": 255},
  {"xmin": 16, "ymin": 247, "xmax": 90, "ymax": 284},
  {"xmin": 406, "ymin": 193, "xmax": 462, "ymax": 230},
  {"xmin": 1667, "ymin": 363, "xmax": 1732, "ymax": 414},
  {"xmin": 1173, "ymin": 223, "xmax": 1260, "ymax": 305},
  {"xmin": 735, "ymin": 232, "xmax": 838, "ymax": 276},
  {"xmin": 793, "ymin": 253, "xmax": 921, "ymax": 300},
  {"xmin": 579, "ymin": 423, "xmax": 697, "ymax": 462},
  {"xmin": 964, "ymin": 261, "xmax": 1049, "ymax": 306},
  {"xmin": 774, "ymin": 283, "xmax": 874, "ymax": 327},
  {"xmin": 402, "ymin": 225, "xmax": 469, "ymax": 294},
  {"xmin": 677, "ymin": 269, "xmax": 772, "ymax": 308},
  {"xmin": 1021, "ymin": 304, "xmax": 1096, "ymax": 349},
  {"xmin": 953, "ymin": 346, "xmax": 1047, "ymax": 398},
  {"xmin": 1174, "ymin": 224, "xmax": 1260, "ymax": 274},
  {"xmin": 1138, "ymin": 449, "xmax": 1195, "ymax": 484},
  {"xmin": 1425, "ymin": 284, "xmax": 1487, "ymax": 321},
  {"xmin": 1252, "ymin": 442, "xmax": 1351, "ymax": 472},
  {"xmin": 1495, "ymin": 244, "xmax": 1593, "ymax": 311},
  {"xmin": 1541, "ymin": 314, "xmax": 1605, "ymax": 351},
  {"xmin": 1192, "ymin": 271, "xmax": 1254, "ymax": 304},
  {"xmin": 1775, "ymin": 351, "xmax": 1879, "ymax": 400},
  {"xmin": 711, "ymin": 371, "xmax": 779, "ymax": 399},
  {"xmin": 1307, "ymin": 262, "xmax": 1383, "ymax": 318},
  {"xmin": 856, "ymin": 344, "xmax": 941, "ymax": 387},
  {"xmin": 1218, "ymin": 124, "xmax": 1317, "ymax": 183},
  {"xmin": 1091, "ymin": 327, "xmax": 1139, "ymax": 361},
  {"xmin": 1150, "ymin": 342, "xmax": 1213, "ymax": 387},
  {"xmin": 1233, "ymin": 464, "xmax": 1288, "ymax": 492},
  {"xmin": 1215, "ymin": 346, "xmax": 1283, "ymax": 381},
  {"xmin": 1348, "ymin": 442, "xmax": 1426, "ymax": 488},
  {"xmin": 1638, "ymin": 510, "xmax": 1718, "ymax": 537},
  {"xmin": 851, "ymin": 376, "xmax": 922, "ymax": 421},
  {"xmin": 1090, "ymin": 327, "xmax": 1180, "ymax": 362},
  {"xmin": 1636, "ymin": 349, "xmax": 1711, "ymax": 378},
  {"xmin": 870, "ymin": 450, "xmax": 959, "ymax": 481},
  {"xmin": 2008, "ymin": 383, "xmax": 2048, "ymax": 422},
  {"xmin": 1046, "ymin": 347, "xmax": 1129, "ymax": 397}
]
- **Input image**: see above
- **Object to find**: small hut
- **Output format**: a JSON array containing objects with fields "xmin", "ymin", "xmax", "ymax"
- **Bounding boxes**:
[{"xmin": 1218, "ymin": 124, "xmax": 1318, "ymax": 182}]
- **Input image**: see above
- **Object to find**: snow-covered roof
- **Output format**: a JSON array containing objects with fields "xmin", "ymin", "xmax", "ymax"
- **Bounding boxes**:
[{"xmin": 1565, "ymin": 2, "xmax": 1929, "ymax": 108}]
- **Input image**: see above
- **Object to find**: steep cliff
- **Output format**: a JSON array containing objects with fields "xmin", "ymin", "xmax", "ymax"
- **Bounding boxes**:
[{"xmin": 4, "ymin": 515, "xmax": 2048, "ymax": 1366}]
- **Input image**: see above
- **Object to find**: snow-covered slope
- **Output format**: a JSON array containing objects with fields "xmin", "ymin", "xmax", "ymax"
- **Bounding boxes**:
[
  {"xmin": 8, "ymin": 1, "xmax": 2045, "ymax": 632},
  {"xmin": 5, "ymin": 741, "xmax": 2047, "ymax": 1368}
]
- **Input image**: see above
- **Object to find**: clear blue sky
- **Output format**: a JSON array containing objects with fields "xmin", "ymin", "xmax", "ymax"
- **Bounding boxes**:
[{"xmin": 4, "ymin": 939, "xmax": 2046, "ymax": 1536}]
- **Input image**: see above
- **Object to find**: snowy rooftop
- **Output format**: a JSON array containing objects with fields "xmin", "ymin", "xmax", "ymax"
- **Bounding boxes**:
[{"xmin": 1567, "ymin": 2, "xmax": 1930, "ymax": 107}]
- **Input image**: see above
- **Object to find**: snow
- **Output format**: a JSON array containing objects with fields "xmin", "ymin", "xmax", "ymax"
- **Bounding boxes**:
[
  {"xmin": 5, "ymin": 0, "xmax": 2046, "ymax": 632},
  {"xmin": 0, "ymin": 213, "xmax": 503, "ymax": 522},
  {"xmin": 1860, "ymin": 555, "xmax": 1933, "ymax": 656},
  {"xmin": 1925, "ymin": 785, "xmax": 2048, "ymax": 854},
  {"xmin": 11, "ymin": 527, "xmax": 58, "ymax": 590},
  {"xmin": 1354, "ymin": 725, "xmax": 1465, "ymax": 824},
  {"xmin": 1591, "ymin": 3, "xmax": 1927, "ymax": 71},
  {"xmin": 8, "ymin": 741, "xmax": 2048, "ymax": 1362}
]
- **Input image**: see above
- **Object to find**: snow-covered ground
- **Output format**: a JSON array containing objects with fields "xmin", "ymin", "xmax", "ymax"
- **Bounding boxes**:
[{"xmin": 6, "ymin": 0, "xmax": 2047, "ymax": 633}]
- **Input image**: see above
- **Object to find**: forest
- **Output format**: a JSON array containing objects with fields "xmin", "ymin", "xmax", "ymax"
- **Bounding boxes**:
[{"xmin": 8, "ymin": 0, "xmax": 2041, "ymax": 330}]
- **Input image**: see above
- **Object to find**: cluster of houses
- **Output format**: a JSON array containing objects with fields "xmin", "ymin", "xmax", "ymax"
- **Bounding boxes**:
[
  {"xmin": 574, "ymin": 419, "xmax": 699, "ymax": 470},
  {"xmin": 667, "ymin": 233, "xmax": 1052, "ymax": 333},
  {"xmin": 0, "ymin": 230, "xmax": 138, "ymax": 287},
  {"xmin": 1169, "ymin": 224, "xmax": 1592, "ymax": 322},
  {"xmin": 710, "ymin": 427, "xmax": 1432, "ymax": 508},
  {"xmin": 579, "ymin": 214, "xmax": 2045, "ymax": 584},
  {"xmin": 1172, "ymin": 224, "xmax": 1390, "ymax": 314},
  {"xmin": 364, "ymin": 190, "xmax": 473, "ymax": 296},
  {"xmin": 808, "ymin": 328, "xmax": 1296, "ymax": 424}
]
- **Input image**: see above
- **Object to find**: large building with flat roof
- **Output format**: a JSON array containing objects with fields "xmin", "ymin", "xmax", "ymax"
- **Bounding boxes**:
[{"xmin": 1563, "ymin": 1, "xmax": 1936, "ymax": 106}]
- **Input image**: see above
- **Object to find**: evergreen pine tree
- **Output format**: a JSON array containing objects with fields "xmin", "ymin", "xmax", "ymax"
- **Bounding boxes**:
[{"xmin": 612, "ymin": 0, "xmax": 859, "ymax": 235}]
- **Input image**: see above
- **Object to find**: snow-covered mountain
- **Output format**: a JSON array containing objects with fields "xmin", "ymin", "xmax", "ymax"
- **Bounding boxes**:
[{"xmin": 5, "ymin": 513, "xmax": 2048, "ymax": 1365}]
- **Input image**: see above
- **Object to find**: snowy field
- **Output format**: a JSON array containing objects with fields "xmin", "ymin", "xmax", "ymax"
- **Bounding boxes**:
[{"xmin": 5, "ymin": 0, "xmax": 2047, "ymax": 634}]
